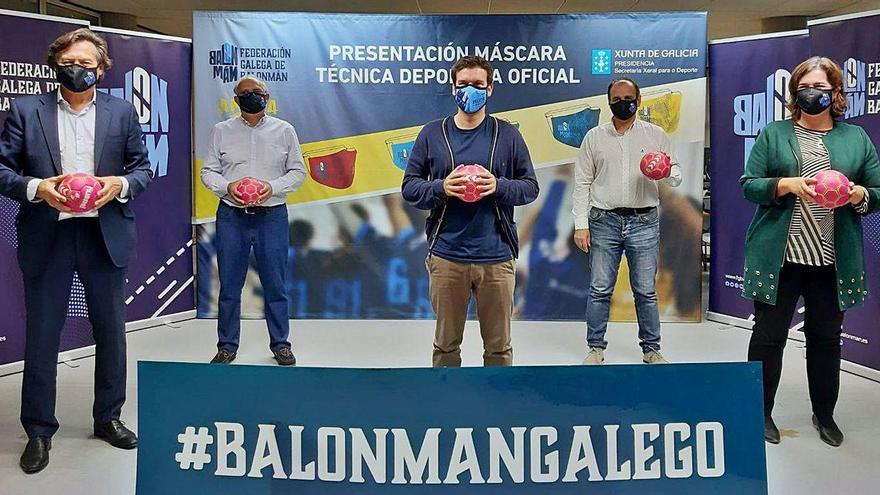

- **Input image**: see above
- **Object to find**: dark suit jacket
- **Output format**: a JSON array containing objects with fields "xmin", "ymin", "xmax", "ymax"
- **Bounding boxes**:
[{"xmin": 0, "ymin": 90, "xmax": 153, "ymax": 276}]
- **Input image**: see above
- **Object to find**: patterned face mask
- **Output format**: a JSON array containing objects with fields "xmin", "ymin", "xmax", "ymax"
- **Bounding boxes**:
[
  {"xmin": 549, "ymin": 107, "xmax": 601, "ymax": 148},
  {"xmin": 455, "ymin": 85, "xmax": 488, "ymax": 114},
  {"xmin": 795, "ymin": 88, "xmax": 833, "ymax": 115},
  {"xmin": 56, "ymin": 64, "xmax": 98, "ymax": 93},
  {"xmin": 306, "ymin": 148, "xmax": 357, "ymax": 190}
]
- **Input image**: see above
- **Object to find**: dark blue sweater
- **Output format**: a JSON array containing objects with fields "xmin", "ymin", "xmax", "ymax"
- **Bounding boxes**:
[{"xmin": 401, "ymin": 115, "xmax": 539, "ymax": 260}]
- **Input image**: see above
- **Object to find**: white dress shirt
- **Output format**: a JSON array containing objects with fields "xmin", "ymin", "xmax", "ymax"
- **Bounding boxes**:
[
  {"xmin": 200, "ymin": 114, "xmax": 307, "ymax": 207},
  {"xmin": 572, "ymin": 118, "xmax": 682, "ymax": 230},
  {"xmin": 26, "ymin": 90, "xmax": 130, "ymax": 220}
]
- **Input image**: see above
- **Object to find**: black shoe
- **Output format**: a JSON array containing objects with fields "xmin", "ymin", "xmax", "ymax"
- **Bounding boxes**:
[
  {"xmin": 94, "ymin": 420, "xmax": 138, "ymax": 450},
  {"xmin": 211, "ymin": 348, "xmax": 236, "ymax": 364},
  {"xmin": 20, "ymin": 437, "xmax": 51, "ymax": 474},
  {"xmin": 812, "ymin": 414, "xmax": 844, "ymax": 447},
  {"xmin": 273, "ymin": 347, "xmax": 297, "ymax": 366},
  {"xmin": 764, "ymin": 416, "xmax": 781, "ymax": 444}
]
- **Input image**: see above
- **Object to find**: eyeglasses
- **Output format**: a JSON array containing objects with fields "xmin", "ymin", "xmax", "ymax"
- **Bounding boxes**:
[{"xmin": 238, "ymin": 90, "xmax": 267, "ymax": 97}]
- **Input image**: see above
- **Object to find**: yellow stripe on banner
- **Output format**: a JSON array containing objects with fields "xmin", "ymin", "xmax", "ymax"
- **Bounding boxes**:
[{"xmin": 193, "ymin": 80, "xmax": 697, "ymax": 221}]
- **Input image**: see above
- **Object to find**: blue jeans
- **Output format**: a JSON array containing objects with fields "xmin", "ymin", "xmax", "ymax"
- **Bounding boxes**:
[
  {"xmin": 215, "ymin": 203, "xmax": 290, "ymax": 352},
  {"xmin": 587, "ymin": 208, "xmax": 661, "ymax": 352}
]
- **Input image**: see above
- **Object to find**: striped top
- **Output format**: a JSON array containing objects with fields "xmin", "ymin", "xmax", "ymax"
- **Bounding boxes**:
[{"xmin": 786, "ymin": 126, "xmax": 835, "ymax": 266}]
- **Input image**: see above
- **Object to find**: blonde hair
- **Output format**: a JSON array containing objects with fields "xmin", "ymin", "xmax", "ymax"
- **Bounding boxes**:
[{"xmin": 234, "ymin": 75, "xmax": 268, "ymax": 95}]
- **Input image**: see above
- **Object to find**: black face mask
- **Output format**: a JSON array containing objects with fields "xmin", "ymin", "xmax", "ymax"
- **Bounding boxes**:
[
  {"xmin": 796, "ymin": 88, "xmax": 833, "ymax": 116},
  {"xmin": 237, "ymin": 92, "xmax": 268, "ymax": 114},
  {"xmin": 56, "ymin": 64, "xmax": 98, "ymax": 93},
  {"xmin": 610, "ymin": 99, "xmax": 638, "ymax": 120}
]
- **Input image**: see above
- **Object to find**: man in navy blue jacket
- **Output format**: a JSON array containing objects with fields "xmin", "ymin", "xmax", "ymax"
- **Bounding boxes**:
[
  {"xmin": 402, "ymin": 56, "xmax": 538, "ymax": 367},
  {"xmin": 0, "ymin": 28, "xmax": 152, "ymax": 473}
]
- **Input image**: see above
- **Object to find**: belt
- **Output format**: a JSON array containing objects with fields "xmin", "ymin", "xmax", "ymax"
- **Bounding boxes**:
[
  {"xmin": 602, "ymin": 207, "xmax": 656, "ymax": 216},
  {"xmin": 224, "ymin": 203, "xmax": 283, "ymax": 215}
]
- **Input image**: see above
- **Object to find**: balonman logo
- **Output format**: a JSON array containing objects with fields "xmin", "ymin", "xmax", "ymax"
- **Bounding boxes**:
[
  {"xmin": 844, "ymin": 57, "xmax": 866, "ymax": 119},
  {"xmin": 210, "ymin": 42, "xmax": 240, "ymax": 83}
]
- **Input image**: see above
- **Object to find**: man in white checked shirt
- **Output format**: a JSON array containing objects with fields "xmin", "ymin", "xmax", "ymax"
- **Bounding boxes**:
[
  {"xmin": 572, "ymin": 78, "xmax": 682, "ymax": 365},
  {"xmin": 201, "ymin": 75, "xmax": 306, "ymax": 367}
]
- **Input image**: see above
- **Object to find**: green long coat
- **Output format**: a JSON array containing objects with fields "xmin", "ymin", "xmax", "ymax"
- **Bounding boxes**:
[{"xmin": 740, "ymin": 120, "xmax": 880, "ymax": 310}]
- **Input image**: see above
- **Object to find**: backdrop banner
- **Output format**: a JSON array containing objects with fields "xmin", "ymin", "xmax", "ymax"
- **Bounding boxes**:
[
  {"xmin": 193, "ymin": 12, "xmax": 708, "ymax": 322},
  {"xmin": 809, "ymin": 12, "xmax": 880, "ymax": 372},
  {"xmin": 93, "ymin": 28, "xmax": 196, "ymax": 323},
  {"xmin": 707, "ymin": 32, "xmax": 809, "ymax": 321},
  {"xmin": 0, "ymin": 13, "xmax": 194, "ymax": 367},
  {"xmin": 709, "ymin": 20, "xmax": 880, "ymax": 373},
  {"xmin": 137, "ymin": 362, "xmax": 768, "ymax": 494}
]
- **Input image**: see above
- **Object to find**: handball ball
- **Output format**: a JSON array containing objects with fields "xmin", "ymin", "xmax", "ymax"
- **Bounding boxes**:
[
  {"xmin": 639, "ymin": 151, "xmax": 671, "ymax": 181},
  {"xmin": 813, "ymin": 170, "xmax": 851, "ymax": 209},
  {"xmin": 57, "ymin": 173, "xmax": 101, "ymax": 212},
  {"xmin": 235, "ymin": 178, "xmax": 266, "ymax": 204},
  {"xmin": 455, "ymin": 164, "xmax": 489, "ymax": 203}
]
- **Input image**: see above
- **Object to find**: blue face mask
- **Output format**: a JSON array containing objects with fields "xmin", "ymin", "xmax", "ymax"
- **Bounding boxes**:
[{"xmin": 455, "ymin": 85, "xmax": 488, "ymax": 114}]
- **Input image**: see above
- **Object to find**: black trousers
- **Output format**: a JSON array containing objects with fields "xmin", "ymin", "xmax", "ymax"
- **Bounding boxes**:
[
  {"xmin": 21, "ymin": 219, "xmax": 128, "ymax": 439},
  {"xmin": 748, "ymin": 263, "xmax": 844, "ymax": 423}
]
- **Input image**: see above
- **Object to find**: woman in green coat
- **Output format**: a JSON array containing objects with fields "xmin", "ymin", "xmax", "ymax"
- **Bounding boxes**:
[{"xmin": 741, "ymin": 57, "xmax": 880, "ymax": 447}]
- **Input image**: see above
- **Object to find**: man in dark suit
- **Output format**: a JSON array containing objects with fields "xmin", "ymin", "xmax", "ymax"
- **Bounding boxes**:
[{"xmin": 0, "ymin": 28, "xmax": 152, "ymax": 474}]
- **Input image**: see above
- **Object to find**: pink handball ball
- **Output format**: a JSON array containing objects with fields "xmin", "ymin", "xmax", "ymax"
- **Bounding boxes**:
[
  {"xmin": 639, "ymin": 151, "xmax": 671, "ymax": 181},
  {"xmin": 812, "ymin": 170, "xmax": 851, "ymax": 209},
  {"xmin": 57, "ymin": 173, "xmax": 102, "ymax": 212},
  {"xmin": 235, "ymin": 177, "xmax": 266, "ymax": 205},
  {"xmin": 455, "ymin": 164, "xmax": 489, "ymax": 203}
]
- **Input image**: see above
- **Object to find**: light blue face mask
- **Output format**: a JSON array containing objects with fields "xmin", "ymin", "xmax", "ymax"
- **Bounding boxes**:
[{"xmin": 455, "ymin": 85, "xmax": 488, "ymax": 114}]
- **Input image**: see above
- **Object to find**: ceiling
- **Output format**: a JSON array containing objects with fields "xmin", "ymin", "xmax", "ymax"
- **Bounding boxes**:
[{"xmin": 33, "ymin": 0, "xmax": 880, "ymax": 39}]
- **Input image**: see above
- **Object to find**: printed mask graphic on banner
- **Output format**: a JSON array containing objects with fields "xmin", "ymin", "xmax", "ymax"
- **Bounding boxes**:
[
  {"xmin": 546, "ymin": 106, "xmax": 601, "ymax": 148},
  {"xmin": 639, "ymin": 90, "xmax": 683, "ymax": 133},
  {"xmin": 386, "ymin": 133, "xmax": 419, "ymax": 170},
  {"xmin": 305, "ymin": 147, "xmax": 357, "ymax": 189}
]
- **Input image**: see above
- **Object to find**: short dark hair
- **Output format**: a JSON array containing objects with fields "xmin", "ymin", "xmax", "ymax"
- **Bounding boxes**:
[
  {"xmin": 607, "ymin": 78, "xmax": 640, "ymax": 100},
  {"xmin": 47, "ymin": 28, "xmax": 112, "ymax": 72},
  {"xmin": 450, "ymin": 56, "xmax": 493, "ymax": 85}
]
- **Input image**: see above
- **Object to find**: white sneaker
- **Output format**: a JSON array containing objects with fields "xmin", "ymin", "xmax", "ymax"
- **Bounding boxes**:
[
  {"xmin": 582, "ymin": 348, "xmax": 605, "ymax": 365},
  {"xmin": 643, "ymin": 350, "xmax": 668, "ymax": 364}
]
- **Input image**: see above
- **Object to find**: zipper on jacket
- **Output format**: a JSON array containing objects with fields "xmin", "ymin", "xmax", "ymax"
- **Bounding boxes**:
[
  {"xmin": 428, "ymin": 117, "xmax": 455, "ymax": 253},
  {"xmin": 487, "ymin": 117, "xmax": 517, "ymax": 257}
]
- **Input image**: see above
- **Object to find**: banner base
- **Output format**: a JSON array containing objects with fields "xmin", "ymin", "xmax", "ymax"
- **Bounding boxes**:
[
  {"xmin": 706, "ymin": 311, "xmax": 753, "ymax": 329},
  {"xmin": 0, "ymin": 310, "xmax": 196, "ymax": 377},
  {"xmin": 706, "ymin": 311, "xmax": 880, "ymax": 383}
]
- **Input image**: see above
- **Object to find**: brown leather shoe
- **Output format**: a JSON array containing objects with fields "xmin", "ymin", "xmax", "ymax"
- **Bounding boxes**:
[
  {"xmin": 211, "ymin": 349, "xmax": 236, "ymax": 364},
  {"xmin": 273, "ymin": 347, "xmax": 297, "ymax": 366}
]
